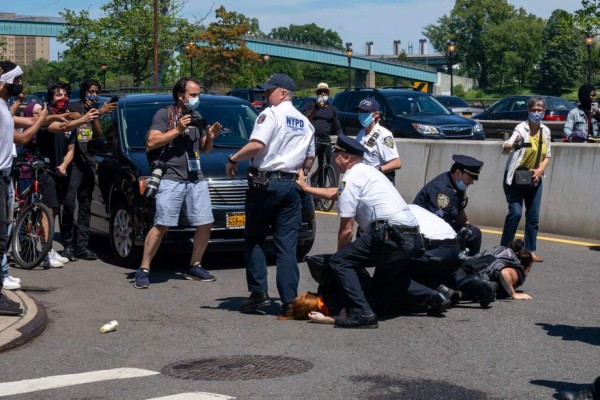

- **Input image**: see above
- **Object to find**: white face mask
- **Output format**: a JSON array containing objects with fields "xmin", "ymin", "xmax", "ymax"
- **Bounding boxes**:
[{"xmin": 184, "ymin": 96, "xmax": 199, "ymax": 110}]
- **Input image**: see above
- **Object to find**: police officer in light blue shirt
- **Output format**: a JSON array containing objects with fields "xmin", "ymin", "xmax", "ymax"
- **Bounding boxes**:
[{"xmin": 226, "ymin": 74, "xmax": 315, "ymax": 316}]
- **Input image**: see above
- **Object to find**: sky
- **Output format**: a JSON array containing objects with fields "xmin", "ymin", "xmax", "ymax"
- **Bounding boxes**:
[{"xmin": 2, "ymin": 0, "xmax": 582, "ymax": 60}]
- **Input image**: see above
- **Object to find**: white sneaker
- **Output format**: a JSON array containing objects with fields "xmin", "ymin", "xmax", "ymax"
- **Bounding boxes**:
[
  {"xmin": 42, "ymin": 252, "xmax": 64, "ymax": 268},
  {"xmin": 51, "ymin": 249, "xmax": 69, "ymax": 264},
  {"xmin": 8, "ymin": 275, "xmax": 21, "ymax": 284},
  {"xmin": 2, "ymin": 276, "xmax": 21, "ymax": 290}
]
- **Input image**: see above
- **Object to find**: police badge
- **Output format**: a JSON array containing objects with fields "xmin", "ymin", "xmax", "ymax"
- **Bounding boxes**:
[
  {"xmin": 383, "ymin": 136, "xmax": 395, "ymax": 149},
  {"xmin": 437, "ymin": 193, "xmax": 450, "ymax": 209}
]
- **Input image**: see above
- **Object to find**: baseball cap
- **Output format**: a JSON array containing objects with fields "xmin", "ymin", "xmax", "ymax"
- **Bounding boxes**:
[
  {"xmin": 257, "ymin": 73, "xmax": 295, "ymax": 91},
  {"xmin": 355, "ymin": 97, "xmax": 380, "ymax": 112}
]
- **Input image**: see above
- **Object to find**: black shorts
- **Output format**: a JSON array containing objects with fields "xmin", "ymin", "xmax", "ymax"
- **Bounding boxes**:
[{"xmin": 36, "ymin": 172, "xmax": 68, "ymax": 209}]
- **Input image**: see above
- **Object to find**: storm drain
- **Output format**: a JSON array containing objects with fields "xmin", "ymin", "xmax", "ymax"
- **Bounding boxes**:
[{"xmin": 161, "ymin": 355, "xmax": 314, "ymax": 381}]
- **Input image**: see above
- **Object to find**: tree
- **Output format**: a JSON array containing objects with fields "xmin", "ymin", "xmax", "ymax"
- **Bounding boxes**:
[
  {"xmin": 268, "ymin": 23, "xmax": 344, "ymax": 50},
  {"xmin": 539, "ymin": 9, "xmax": 583, "ymax": 95},
  {"xmin": 59, "ymin": 0, "xmax": 196, "ymax": 86},
  {"xmin": 575, "ymin": 0, "xmax": 600, "ymax": 34},
  {"xmin": 193, "ymin": 6, "xmax": 263, "ymax": 88}
]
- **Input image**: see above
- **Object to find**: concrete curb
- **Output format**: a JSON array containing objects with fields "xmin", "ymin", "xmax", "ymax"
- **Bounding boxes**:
[{"xmin": 0, "ymin": 290, "xmax": 48, "ymax": 354}]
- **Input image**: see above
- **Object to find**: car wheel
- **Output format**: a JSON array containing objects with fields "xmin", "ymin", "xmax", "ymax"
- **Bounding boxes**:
[
  {"xmin": 296, "ymin": 236, "xmax": 315, "ymax": 259},
  {"xmin": 109, "ymin": 202, "xmax": 142, "ymax": 268}
]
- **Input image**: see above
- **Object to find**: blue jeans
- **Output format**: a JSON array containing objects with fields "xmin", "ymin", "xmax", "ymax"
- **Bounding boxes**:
[
  {"xmin": 500, "ymin": 175, "xmax": 543, "ymax": 251},
  {"xmin": 1, "ymin": 177, "xmax": 13, "ymax": 280},
  {"xmin": 244, "ymin": 178, "xmax": 301, "ymax": 304}
]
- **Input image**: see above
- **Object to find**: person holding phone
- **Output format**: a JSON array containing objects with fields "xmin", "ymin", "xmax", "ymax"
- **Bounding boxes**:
[
  {"xmin": 563, "ymin": 84, "xmax": 600, "ymax": 142},
  {"xmin": 501, "ymin": 96, "xmax": 552, "ymax": 263}
]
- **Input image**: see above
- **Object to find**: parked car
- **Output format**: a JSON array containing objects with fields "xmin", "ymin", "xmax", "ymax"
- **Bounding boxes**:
[
  {"xmin": 227, "ymin": 88, "xmax": 268, "ymax": 111},
  {"xmin": 8, "ymin": 94, "xmax": 41, "ymax": 115},
  {"xmin": 87, "ymin": 93, "xmax": 315, "ymax": 268},
  {"xmin": 433, "ymin": 95, "xmax": 484, "ymax": 118},
  {"xmin": 472, "ymin": 95, "xmax": 576, "ymax": 140},
  {"xmin": 332, "ymin": 88, "xmax": 484, "ymax": 140},
  {"xmin": 292, "ymin": 96, "xmax": 317, "ymax": 112}
]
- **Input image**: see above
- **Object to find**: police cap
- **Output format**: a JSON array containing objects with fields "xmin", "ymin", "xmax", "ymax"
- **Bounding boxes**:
[
  {"xmin": 333, "ymin": 134, "xmax": 367, "ymax": 157},
  {"xmin": 257, "ymin": 73, "xmax": 295, "ymax": 91},
  {"xmin": 452, "ymin": 154, "xmax": 484, "ymax": 180},
  {"xmin": 355, "ymin": 97, "xmax": 381, "ymax": 112}
]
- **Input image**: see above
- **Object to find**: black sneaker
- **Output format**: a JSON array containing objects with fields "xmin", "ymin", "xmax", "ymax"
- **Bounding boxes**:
[
  {"xmin": 73, "ymin": 247, "xmax": 98, "ymax": 261},
  {"xmin": 241, "ymin": 292, "xmax": 270, "ymax": 311},
  {"xmin": 0, "ymin": 292, "xmax": 23, "ymax": 316},
  {"xmin": 61, "ymin": 247, "xmax": 79, "ymax": 262},
  {"xmin": 334, "ymin": 312, "xmax": 378, "ymax": 329},
  {"xmin": 134, "ymin": 268, "xmax": 150, "ymax": 289},
  {"xmin": 475, "ymin": 279, "xmax": 498, "ymax": 309}
]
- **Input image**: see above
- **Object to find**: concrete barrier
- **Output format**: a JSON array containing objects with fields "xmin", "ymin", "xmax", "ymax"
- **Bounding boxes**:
[
  {"xmin": 393, "ymin": 139, "xmax": 600, "ymax": 241},
  {"xmin": 477, "ymin": 120, "xmax": 565, "ymax": 141}
]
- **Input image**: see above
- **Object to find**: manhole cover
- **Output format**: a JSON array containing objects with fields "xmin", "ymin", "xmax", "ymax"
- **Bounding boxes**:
[{"xmin": 161, "ymin": 355, "xmax": 314, "ymax": 381}]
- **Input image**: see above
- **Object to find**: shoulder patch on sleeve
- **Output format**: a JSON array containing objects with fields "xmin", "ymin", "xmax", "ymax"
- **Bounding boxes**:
[
  {"xmin": 257, "ymin": 114, "xmax": 266, "ymax": 124},
  {"xmin": 437, "ymin": 193, "xmax": 450, "ymax": 209},
  {"xmin": 383, "ymin": 136, "xmax": 395, "ymax": 149},
  {"xmin": 338, "ymin": 180, "xmax": 346, "ymax": 196}
]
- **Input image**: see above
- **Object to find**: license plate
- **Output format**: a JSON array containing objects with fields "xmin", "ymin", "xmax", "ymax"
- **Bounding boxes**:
[
  {"xmin": 462, "ymin": 113, "xmax": 472, "ymax": 118},
  {"xmin": 226, "ymin": 212, "xmax": 246, "ymax": 229}
]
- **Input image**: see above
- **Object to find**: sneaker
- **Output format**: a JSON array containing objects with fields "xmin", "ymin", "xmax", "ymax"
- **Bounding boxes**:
[
  {"xmin": 73, "ymin": 247, "xmax": 98, "ymax": 261},
  {"xmin": 134, "ymin": 268, "xmax": 150, "ymax": 289},
  {"xmin": 185, "ymin": 265, "xmax": 216, "ymax": 282},
  {"xmin": 0, "ymin": 292, "xmax": 23, "ymax": 316},
  {"xmin": 6, "ymin": 275, "xmax": 21, "ymax": 284},
  {"xmin": 51, "ymin": 249, "xmax": 69, "ymax": 264},
  {"xmin": 41, "ymin": 252, "xmax": 64, "ymax": 268},
  {"xmin": 2, "ymin": 276, "xmax": 21, "ymax": 290},
  {"xmin": 60, "ymin": 247, "xmax": 79, "ymax": 262}
]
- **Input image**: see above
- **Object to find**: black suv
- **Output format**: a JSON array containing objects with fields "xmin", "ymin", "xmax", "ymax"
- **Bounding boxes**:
[
  {"xmin": 87, "ymin": 93, "xmax": 315, "ymax": 267},
  {"xmin": 227, "ymin": 88, "xmax": 268, "ymax": 111},
  {"xmin": 332, "ymin": 88, "xmax": 485, "ymax": 140}
]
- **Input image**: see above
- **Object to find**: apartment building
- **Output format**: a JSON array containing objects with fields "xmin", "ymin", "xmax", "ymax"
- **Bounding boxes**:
[{"xmin": 0, "ymin": 13, "xmax": 50, "ymax": 65}]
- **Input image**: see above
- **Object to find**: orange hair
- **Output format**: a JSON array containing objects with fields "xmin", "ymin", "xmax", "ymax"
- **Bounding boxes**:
[{"xmin": 277, "ymin": 292, "xmax": 320, "ymax": 320}]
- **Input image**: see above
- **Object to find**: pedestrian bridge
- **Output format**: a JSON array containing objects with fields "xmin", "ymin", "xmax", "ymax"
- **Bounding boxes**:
[{"xmin": 0, "ymin": 18, "xmax": 438, "ymax": 85}]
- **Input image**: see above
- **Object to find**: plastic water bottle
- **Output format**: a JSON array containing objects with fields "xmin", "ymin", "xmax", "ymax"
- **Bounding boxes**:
[{"xmin": 100, "ymin": 320, "xmax": 118, "ymax": 333}]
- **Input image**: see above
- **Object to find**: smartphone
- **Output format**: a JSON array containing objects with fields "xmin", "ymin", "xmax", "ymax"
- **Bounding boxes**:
[
  {"xmin": 522, "ymin": 142, "xmax": 532, "ymax": 148},
  {"xmin": 109, "ymin": 96, "xmax": 119, "ymax": 103},
  {"xmin": 592, "ymin": 102, "xmax": 599, "ymax": 114}
]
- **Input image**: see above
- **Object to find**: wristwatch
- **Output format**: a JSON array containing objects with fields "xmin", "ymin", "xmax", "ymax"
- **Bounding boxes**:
[{"xmin": 227, "ymin": 155, "xmax": 237, "ymax": 165}]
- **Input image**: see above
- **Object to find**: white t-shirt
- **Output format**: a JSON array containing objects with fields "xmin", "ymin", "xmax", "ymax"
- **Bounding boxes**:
[
  {"xmin": 338, "ymin": 163, "xmax": 417, "ymax": 233},
  {"xmin": 355, "ymin": 123, "xmax": 399, "ymax": 168},
  {"xmin": 0, "ymin": 98, "xmax": 15, "ymax": 170},
  {"xmin": 249, "ymin": 101, "xmax": 315, "ymax": 173},
  {"xmin": 408, "ymin": 204, "xmax": 456, "ymax": 240}
]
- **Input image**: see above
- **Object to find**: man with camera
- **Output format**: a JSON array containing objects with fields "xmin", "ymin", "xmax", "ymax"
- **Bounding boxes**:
[
  {"xmin": 134, "ymin": 77, "xmax": 221, "ymax": 289},
  {"xmin": 226, "ymin": 74, "xmax": 315, "ymax": 316}
]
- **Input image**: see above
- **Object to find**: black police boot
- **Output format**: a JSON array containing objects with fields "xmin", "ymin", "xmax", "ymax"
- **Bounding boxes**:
[
  {"xmin": 560, "ymin": 376, "xmax": 600, "ymax": 400},
  {"xmin": 436, "ymin": 284, "xmax": 462, "ymax": 305},
  {"xmin": 334, "ymin": 312, "xmax": 378, "ymax": 329},
  {"xmin": 474, "ymin": 278, "xmax": 498, "ymax": 309},
  {"xmin": 61, "ymin": 247, "xmax": 79, "ymax": 262},
  {"xmin": 280, "ymin": 303, "xmax": 293, "ymax": 318},
  {"xmin": 240, "ymin": 292, "xmax": 270, "ymax": 312},
  {"xmin": 427, "ymin": 292, "xmax": 451, "ymax": 316},
  {"xmin": 73, "ymin": 247, "xmax": 98, "ymax": 261}
]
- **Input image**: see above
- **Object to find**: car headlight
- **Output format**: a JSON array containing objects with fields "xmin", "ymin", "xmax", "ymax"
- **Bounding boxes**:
[
  {"xmin": 473, "ymin": 122, "xmax": 484, "ymax": 134},
  {"xmin": 411, "ymin": 123, "xmax": 441, "ymax": 135}
]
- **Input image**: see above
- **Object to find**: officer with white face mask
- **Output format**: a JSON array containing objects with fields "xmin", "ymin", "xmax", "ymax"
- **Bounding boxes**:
[{"xmin": 413, "ymin": 155, "xmax": 484, "ymax": 256}]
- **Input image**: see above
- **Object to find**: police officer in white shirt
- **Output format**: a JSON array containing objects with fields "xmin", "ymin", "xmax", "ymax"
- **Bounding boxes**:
[
  {"xmin": 354, "ymin": 97, "xmax": 401, "ymax": 183},
  {"xmin": 296, "ymin": 134, "xmax": 422, "ymax": 328},
  {"xmin": 226, "ymin": 74, "xmax": 315, "ymax": 316}
]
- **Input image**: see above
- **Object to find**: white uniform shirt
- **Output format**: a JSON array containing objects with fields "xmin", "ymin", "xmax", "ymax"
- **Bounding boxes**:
[
  {"xmin": 355, "ymin": 123, "xmax": 399, "ymax": 168},
  {"xmin": 249, "ymin": 101, "xmax": 315, "ymax": 173},
  {"xmin": 0, "ymin": 98, "xmax": 15, "ymax": 171},
  {"xmin": 408, "ymin": 204, "xmax": 456, "ymax": 240},
  {"xmin": 338, "ymin": 163, "xmax": 417, "ymax": 233}
]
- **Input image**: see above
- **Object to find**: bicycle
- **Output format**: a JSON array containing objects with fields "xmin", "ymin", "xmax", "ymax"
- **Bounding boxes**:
[
  {"xmin": 10, "ymin": 160, "xmax": 55, "ymax": 269},
  {"xmin": 310, "ymin": 142, "xmax": 338, "ymax": 212}
]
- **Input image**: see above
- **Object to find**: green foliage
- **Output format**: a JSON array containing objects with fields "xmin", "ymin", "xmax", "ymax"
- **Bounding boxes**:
[
  {"xmin": 453, "ymin": 84, "xmax": 466, "ymax": 98},
  {"xmin": 59, "ymin": 0, "xmax": 196, "ymax": 86},
  {"xmin": 538, "ymin": 9, "xmax": 582, "ymax": 95},
  {"xmin": 575, "ymin": 0, "xmax": 600, "ymax": 34},
  {"xmin": 268, "ymin": 23, "xmax": 344, "ymax": 50}
]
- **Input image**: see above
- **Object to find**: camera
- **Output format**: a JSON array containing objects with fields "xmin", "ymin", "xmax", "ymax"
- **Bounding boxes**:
[
  {"xmin": 182, "ymin": 111, "xmax": 207, "ymax": 130},
  {"xmin": 144, "ymin": 160, "xmax": 168, "ymax": 198}
]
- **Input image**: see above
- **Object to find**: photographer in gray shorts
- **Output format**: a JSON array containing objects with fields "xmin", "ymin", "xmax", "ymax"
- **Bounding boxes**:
[{"xmin": 134, "ymin": 77, "xmax": 222, "ymax": 289}]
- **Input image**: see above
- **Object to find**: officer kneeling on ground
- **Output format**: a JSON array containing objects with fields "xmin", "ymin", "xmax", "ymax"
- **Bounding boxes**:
[
  {"xmin": 295, "ymin": 134, "xmax": 421, "ymax": 329},
  {"xmin": 414, "ymin": 154, "xmax": 483, "ymax": 256}
]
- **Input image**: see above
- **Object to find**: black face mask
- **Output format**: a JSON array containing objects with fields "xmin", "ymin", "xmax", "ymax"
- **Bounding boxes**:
[{"xmin": 7, "ymin": 84, "xmax": 24, "ymax": 97}]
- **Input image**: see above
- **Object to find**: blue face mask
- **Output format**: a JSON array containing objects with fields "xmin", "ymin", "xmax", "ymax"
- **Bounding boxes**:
[
  {"xmin": 455, "ymin": 175, "xmax": 468, "ymax": 191},
  {"xmin": 86, "ymin": 94, "xmax": 99, "ymax": 106},
  {"xmin": 358, "ymin": 113, "xmax": 373, "ymax": 128},
  {"xmin": 529, "ymin": 111, "xmax": 543, "ymax": 123},
  {"xmin": 185, "ymin": 96, "xmax": 199, "ymax": 110}
]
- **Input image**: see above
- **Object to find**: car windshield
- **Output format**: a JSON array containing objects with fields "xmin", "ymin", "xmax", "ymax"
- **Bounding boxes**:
[
  {"xmin": 119, "ymin": 101, "xmax": 258, "ymax": 149},
  {"xmin": 546, "ymin": 97, "xmax": 576, "ymax": 110},
  {"xmin": 387, "ymin": 94, "xmax": 450, "ymax": 116},
  {"xmin": 436, "ymin": 96, "xmax": 469, "ymax": 108}
]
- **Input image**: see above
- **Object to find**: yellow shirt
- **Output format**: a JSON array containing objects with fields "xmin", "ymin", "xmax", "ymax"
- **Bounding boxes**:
[{"xmin": 519, "ymin": 132, "xmax": 547, "ymax": 169}]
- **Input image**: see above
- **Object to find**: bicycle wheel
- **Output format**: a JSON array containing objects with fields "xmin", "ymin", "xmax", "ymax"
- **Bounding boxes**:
[
  {"xmin": 11, "ymin": 202, "xmax": 55, "ymax": 269},
  {"xmin": 319, "ymin": 164, "xmax": 337, "ymax": 212}
]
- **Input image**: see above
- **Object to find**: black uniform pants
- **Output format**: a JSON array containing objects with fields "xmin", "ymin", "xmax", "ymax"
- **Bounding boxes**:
[
  {"xmin": 61, "ymin": 162, "xmax": 94, "ymax": 250},
  {"xmin": 329, "ymin": 230, "xmax": 421, "ymax": 316}
]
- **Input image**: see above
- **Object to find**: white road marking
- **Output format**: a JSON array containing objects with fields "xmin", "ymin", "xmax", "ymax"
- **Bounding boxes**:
[
  {"xmin": 147, "ymin": 393, "xmax": 236, "ymax": 400},
  {"xmin": 0, "ymin": 367, "xmax": 160, "ymax": 397}
]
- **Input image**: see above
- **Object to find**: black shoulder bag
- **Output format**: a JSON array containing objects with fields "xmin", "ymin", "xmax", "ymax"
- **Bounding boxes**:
[{"xmin": 513, "ymin": 132, "xmax": 543, "ymax": 188}]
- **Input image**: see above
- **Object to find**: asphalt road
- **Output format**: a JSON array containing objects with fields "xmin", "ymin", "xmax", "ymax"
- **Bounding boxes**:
[{"xmin": 0, "ymin": 211, "xmax": 599, "ymax": 400}]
